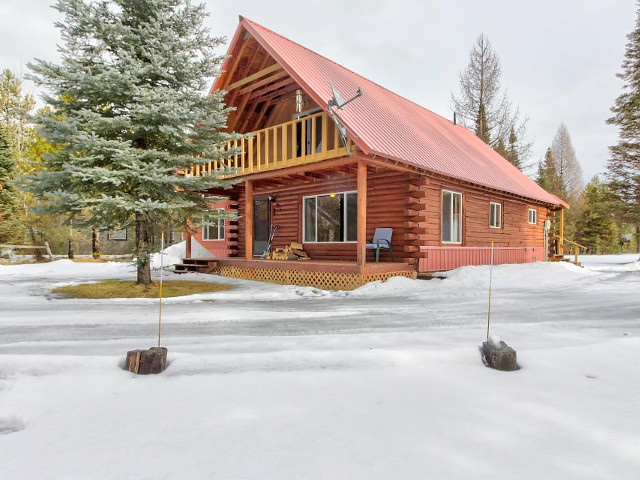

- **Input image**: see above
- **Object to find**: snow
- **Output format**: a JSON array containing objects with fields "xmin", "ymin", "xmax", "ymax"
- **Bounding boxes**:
[
  {"xmin": 1, "ymin": 255, "xmax": 639, "ymax": 479},
  {"xmin": 150, "ymin": 240, "xmax": 185, "ymax": 269}
]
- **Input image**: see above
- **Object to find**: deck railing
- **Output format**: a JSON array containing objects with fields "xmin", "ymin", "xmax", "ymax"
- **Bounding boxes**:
[{"xmin": 188, "ymin": 111, "xmax": 350, "ymax": 178}]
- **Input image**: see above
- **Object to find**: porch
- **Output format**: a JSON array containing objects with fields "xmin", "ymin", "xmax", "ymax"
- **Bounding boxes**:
[{"xmin": 177, "ymin": 257, "xmax": 416, "ymax": 291}]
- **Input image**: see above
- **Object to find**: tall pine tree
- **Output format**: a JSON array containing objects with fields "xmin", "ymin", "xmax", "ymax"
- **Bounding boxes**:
[
  {"xmin": 575, "ymin": 176, "xmax": 618, "ymax": 254},
  {"xmin": 607, "ymin": 1, "xmax": 640, "ymax": 252},
  {"xmin": 0, "ymin": 126, "xmax": 23, "ymax": 244},
  {"xmin": 27, "ymin": 0, "xmax": 235, "ymax": 284},
  {"xmin": 536, "ymin": 147, "xmax": 563, "ymax": 197}
]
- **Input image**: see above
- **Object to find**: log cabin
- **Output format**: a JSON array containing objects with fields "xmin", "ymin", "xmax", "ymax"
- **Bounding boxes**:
[{"xmin": 178, "ymin": 17, "xmax": 570, "ymax": 290}]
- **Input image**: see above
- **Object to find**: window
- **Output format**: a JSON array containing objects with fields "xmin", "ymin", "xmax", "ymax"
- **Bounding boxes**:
[
  {"xmin": 107, "ymin": 229, "xmax": 127, "ymax": 241},
  {"xmin": 203, "ymin": 210, "xmax": 225, "ymax": 241},
  {"xmin": 489, "ymin": 202, "xmax": 502, "ymax": 229},
  {"xmin": 528, "ymin": 208, "xmax": 537, "ymax": 225},
  {"xmin": 303, "ymin": 192, "xmax": 357, "ymax": 243},
  {"xmin": 442, "ymin": 190, "xmax": 463, "ymax": 243}
]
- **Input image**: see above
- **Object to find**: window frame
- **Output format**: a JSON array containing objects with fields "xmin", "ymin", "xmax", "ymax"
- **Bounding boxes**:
[
  {"xmin": 528, "ymin": 208, "xmax": 537, "ymax": 225},
  {"xmin": 489, "ymin": 202, "xmax": 502, "ymax": 229},
  {"xmin": 441, "ymin": 189, "xmax": 463, "ymax": 244},
  {"xmin": 107, "ymin": 229, "xmax": 127, "ymax": 241},
  {"xmin": 302, "ymin": 190, "xmax": 357, "ymax": 243},
  {"xmin": 202, "ymin": 209, "xmax": 226, "ymax": 241}
]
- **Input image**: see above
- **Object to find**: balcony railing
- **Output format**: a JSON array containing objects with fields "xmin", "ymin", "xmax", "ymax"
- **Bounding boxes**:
[{"xmin": 189, "ymin": 111, "xmax": 351, "ymax": 178}]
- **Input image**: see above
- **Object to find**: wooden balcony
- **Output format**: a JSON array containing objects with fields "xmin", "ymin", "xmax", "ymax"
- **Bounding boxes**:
[{"xmin": 188, "ymin": 111, "xmax": 351, "ymax": 179}]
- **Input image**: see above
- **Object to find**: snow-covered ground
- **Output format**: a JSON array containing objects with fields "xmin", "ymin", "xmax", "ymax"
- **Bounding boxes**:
[{"xmin": 0, "ymin": 254, "xmax": 639, "ymax": 479}]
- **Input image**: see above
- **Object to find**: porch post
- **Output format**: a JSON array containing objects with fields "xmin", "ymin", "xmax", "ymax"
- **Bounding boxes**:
[
  {"xmin": 558, "ymin": 208, "xmax": 564, "ymax": 256},
  {"xmin": 245, "ymin": 179, "xmax": 254, "ymax": 260},
  {"xmin": 185, "ymin": 228, "xmax": 192, "ymax": 259},
  {"xmin": 357, "ymin": 160, "xmax": 367, "ymax": 266}
]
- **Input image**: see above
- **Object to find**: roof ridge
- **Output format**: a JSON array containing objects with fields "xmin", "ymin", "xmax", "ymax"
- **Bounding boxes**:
[{"xmin": 241, "ymin": 17, "xmax": 452, "ymax": 126}]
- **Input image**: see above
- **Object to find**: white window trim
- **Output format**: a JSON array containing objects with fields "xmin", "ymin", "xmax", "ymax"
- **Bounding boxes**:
[
  {"xmin": 302, "ymin": 191, "xmax": 357, "ymax": 244},
  {"xmin": 442, "ymin": 189, "xmax": 463, "ymax": 244},
  {"xmin": 528, "ymin": 208, "xmax": 537, "ymax": 225},
  {"xmin": 489, "ymin": 202, "xmax": 502, "ymax": 229},
  {"xmin": 202, "ymin": 209, "xmax": 225, "ymax": 242}
]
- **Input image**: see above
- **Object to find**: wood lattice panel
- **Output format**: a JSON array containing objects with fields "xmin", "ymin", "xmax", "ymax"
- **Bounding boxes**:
[{"xmin": 212, "ymin": 265, "xmax": 417, "ymax": 291}]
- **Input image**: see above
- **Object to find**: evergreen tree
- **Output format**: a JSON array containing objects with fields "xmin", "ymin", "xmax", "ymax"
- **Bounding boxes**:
[
  {"xmin": 494, "ymin": 138, "xmax": 507, "ymax": 158},
  {"xmin": 505, "ymin": 125, "xmax": 521, "ymax": 169},
  {"xmin": 536, "ymin": 147, "xmax": 563, "ymax": 197},
  {"xmin": 607, "ymin": 1, "xmax": 640, "ymax": 252},
  {"xmin": 475, "ymin": 102, "xmax": 491, "ymax": 144},
  {"xmin": 451, "ymin": 34, "xmax": 530, "ymax": 168},
  {"xmin": 27, "ymin": 0, "xmax": 235, "ymax": 284},
  {"xmin": 575, "ymin": 176, "xmax": 618, "ymax": 254},
  {"xmin": 0, "ymin": 69, "xmax": 36, "ymax": 165},
  {"xmin": 0, "ymin": 126, "xmax": 24, "ymax": 244}
]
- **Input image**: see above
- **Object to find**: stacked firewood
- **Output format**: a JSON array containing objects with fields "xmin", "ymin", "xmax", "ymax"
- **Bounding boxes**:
[{"xmin": 266, "ymin": 242, "xmax": 310, "ymax": 261}]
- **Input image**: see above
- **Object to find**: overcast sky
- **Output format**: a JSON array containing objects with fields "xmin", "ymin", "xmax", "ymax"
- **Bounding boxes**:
[{"xmin": 0, "ymin": 0, "xmax": 635, "ymax": 181}]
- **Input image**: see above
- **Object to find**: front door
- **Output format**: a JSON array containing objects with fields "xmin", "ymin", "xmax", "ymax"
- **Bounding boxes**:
[{"xmin": 253, "ymin": 197, "xmax": 271, "ymax": 256}]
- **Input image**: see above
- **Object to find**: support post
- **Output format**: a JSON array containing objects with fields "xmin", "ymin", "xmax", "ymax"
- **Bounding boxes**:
[
  {"xmin": 357, "ymin": 160, "xmax": 367, "ymax": 266},
  {"xmin": 559, "ymin": 208, "xmax": 565, "ymax": 256},
  {"xmin": 245, "ymin": 179, "xmax": 254, "ymax": 260},
  {"xmin": 185, "ymin": 228, "xmax": 192, "ymax": 259}
]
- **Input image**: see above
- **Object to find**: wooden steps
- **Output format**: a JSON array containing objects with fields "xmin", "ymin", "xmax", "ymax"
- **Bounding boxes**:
[
  {"xmin": 172, "ymin": 258, "xmax": 218, "ymax": 274},
  {"xmin": 549, "ymin": 255, "xmax": 581, "ymax": 267}
]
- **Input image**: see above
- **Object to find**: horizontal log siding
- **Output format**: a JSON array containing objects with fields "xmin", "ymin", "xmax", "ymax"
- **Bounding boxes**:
[
  {"xmin": 236, "ymin": 171, "xmax": 414, "ymax": 262},
  {"xmin": 419, "ymin": 177, "xmax": 549, "ymax": 248},
  {"xmin": 192, "ymin": 198, "xmax": 236, "ymax": 257}
]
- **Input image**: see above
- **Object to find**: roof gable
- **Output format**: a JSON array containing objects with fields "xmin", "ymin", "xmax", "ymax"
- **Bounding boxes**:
[{"xmin": 222, "ymin": 17, "xmax": 565, "ymax": 207}]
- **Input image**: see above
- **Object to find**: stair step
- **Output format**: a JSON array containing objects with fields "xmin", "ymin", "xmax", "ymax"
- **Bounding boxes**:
[{"xmin": 173, "ymin": 259, "xmax": 218, "ymax": 274}]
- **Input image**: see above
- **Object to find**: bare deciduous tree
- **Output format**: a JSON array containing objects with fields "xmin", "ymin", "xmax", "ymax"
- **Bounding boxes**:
[
  {"xmin": 551, "ymin": 123, "xmax": 583, "ymax": 201},
  {"xmin": 451, "ymin": 34, "xmax": 530, "ymax": 169}
]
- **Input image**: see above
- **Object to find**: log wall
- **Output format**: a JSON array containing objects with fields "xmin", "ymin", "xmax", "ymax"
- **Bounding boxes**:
[
  {"xmin": 236, "ymin": 170, "xmax": 415, "ymax": 263},
  {"xmin": 418, "ymin": 176, "xmax": 549, "ymax": 249},
  {"xmin": 195, "ymin": 166, "xmax": 551, "ymax": 266}
]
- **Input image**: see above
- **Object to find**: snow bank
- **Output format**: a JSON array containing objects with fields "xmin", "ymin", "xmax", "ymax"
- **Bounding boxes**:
[
  {"xmin": 349, "ymin": 261, "xmax": 597, "ymax": 298},
  {"xmin": 150, "ymin": 240, "xmax": 185, "ymax": 269},
  {"xmin": 0, "ymin": 259, "xmax": 130, "ymax": 280},
  {"xmin": 581, "ymin": 254, "xmax": 640, "ymax": 273}
]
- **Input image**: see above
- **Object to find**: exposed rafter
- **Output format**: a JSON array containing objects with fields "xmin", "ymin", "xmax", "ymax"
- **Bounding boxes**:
[{"xmin": 226, "ymin": 63, "xmax": 283, "ymax": 91}]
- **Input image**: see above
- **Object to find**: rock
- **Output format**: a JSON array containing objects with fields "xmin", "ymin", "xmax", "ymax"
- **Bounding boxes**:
[
  {"xmin": 481, "ymin": 340, "xmax": 518, "ymax": 371},
  {"xmin": 125, "ymin": 347, "xmax": 168, "ymax": 374}
]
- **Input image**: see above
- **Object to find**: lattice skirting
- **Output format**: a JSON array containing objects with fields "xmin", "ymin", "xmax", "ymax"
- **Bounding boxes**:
[{"xmin": 212, "ymin": 265, "xmax": 417, "ymax": 290}]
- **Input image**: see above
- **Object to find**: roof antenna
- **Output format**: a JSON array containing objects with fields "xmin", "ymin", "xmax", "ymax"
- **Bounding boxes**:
[{"xmin": 327, "ymin": 82, "xmax": 363, "ymax": 156}]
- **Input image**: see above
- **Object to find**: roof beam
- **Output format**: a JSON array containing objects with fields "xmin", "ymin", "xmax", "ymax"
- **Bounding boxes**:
[
  {"xmin": 219, "ymin": 37, "xmax": 254, "ymax": 90},
  {"xmin": 226, "ymin": 63, "xmax": 283, "ymax": 92},
  {"xmin": 251, "ymin": 83, "xmax": 299, "ymax": 104},
  {"xmin": 238, "ymin": 70, "xmax": 289, "ymax": 96},
  {"xmin": 249, "ymin": 78, "xmax": 295, "ymax": 100}
]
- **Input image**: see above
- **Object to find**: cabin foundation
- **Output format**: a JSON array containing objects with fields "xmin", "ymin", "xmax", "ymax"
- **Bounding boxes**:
[{"xmin": 210, "ymin": 258, "xmax": 416, "ymax": 290}]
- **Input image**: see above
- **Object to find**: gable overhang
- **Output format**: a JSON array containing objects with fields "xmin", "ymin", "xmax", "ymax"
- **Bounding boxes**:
[{"xmin": 211, "ymin": 17, "xmax": 568, "ymax": 211}]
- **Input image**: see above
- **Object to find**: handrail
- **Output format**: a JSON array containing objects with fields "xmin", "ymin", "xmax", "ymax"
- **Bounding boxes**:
[
  {"xmin": 552, "ymin": 234, "xmax": 586, "ymax": 266},
  {"xmin": 188, "ymin": 111, "xmax": 350, "ymax": 178},
  {"xmin": 554, "ymin": 235, "xmax": 587, "ymax": 251}
]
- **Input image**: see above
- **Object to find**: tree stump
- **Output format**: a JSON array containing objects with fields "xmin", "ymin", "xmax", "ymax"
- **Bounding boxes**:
[
  {"xmin": 125, "ymin": 347, "xmax": 168, "ymax": 374},
  {"xmin": 481, "ymin": 339, "xmax": 518, "ymax": 371}
]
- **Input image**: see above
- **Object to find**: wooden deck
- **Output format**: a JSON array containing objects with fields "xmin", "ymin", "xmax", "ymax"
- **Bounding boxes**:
[
  {"xmin": 183, "ymin": 257, "xmax": 416, "ymax": 290},
  {"xmin": 216, "ymin": 258, "xmax": 414, "ymax": 274}
]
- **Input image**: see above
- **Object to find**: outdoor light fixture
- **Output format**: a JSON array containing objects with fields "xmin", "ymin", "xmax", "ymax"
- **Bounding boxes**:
[{"xmin": 295, "ymin": 89, "xmax": 303, "ymax": 113}]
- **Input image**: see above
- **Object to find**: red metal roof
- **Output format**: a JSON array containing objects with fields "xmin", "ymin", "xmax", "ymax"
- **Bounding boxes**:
[{"xmin": 231, "ymin": 17, "xmax": 565, "ymax": 207}]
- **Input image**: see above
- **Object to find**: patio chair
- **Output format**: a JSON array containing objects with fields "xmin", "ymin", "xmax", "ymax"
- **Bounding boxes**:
[{"xmin": 366, "ymin": 228, "xmax": 395, "ymax": 263}]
